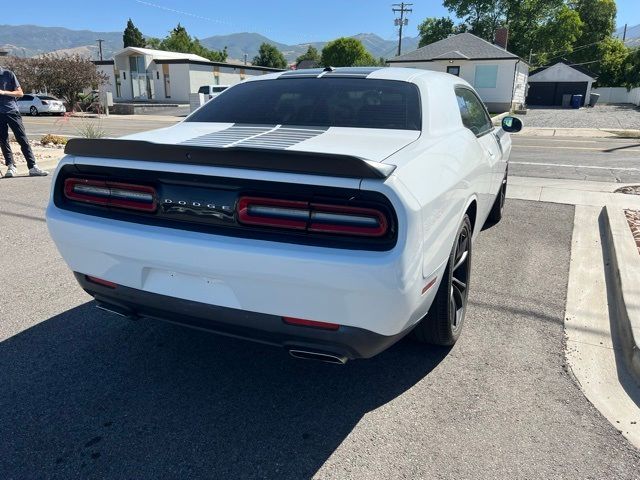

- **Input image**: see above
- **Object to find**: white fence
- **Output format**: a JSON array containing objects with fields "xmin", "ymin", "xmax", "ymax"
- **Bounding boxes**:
[{"xmin": 590, "ymin": 87, "xmax": 640, "ymax": 106}]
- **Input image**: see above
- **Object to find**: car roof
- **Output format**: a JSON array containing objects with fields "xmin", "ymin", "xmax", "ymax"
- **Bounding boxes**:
[{"xmin": 246, "ymin": 66, "xmax": 468, "ymax": 87}]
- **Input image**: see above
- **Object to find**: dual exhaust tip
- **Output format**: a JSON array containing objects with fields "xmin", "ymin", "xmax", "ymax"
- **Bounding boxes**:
[
  {"xmin": 288, "ymin": 349, "xmax": 348, "ymax": 365},
  {"xmin": 96, "ymin": 304, "xmax": 349, "ymax": 364}
]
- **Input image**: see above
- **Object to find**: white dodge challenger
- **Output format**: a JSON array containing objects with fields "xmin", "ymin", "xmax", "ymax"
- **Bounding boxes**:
[{"xmin": 47, "ymin": 67, "xmax": 522, "ymax": 363}]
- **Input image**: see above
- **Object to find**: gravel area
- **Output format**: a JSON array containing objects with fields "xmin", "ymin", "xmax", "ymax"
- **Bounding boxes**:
[
  {"xmin": 516, "ymin": 104, "xmax": 640, "ymax": 129},
  {"xmin": 625, "ymin": 209, "xmax": 640, "ymax": 254},
  {"xmin": 3, "ymin": 140, "xmax": 65, "ymax": 167},
  {"xmin": 616, "ymin": 186, "xmax": 640, "ymax": 195}
]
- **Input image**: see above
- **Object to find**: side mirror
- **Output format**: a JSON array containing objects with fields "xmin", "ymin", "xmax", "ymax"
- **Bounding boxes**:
[{"xmin": 501, "ymin": 116, "xmax": 522, "ymax": 133}]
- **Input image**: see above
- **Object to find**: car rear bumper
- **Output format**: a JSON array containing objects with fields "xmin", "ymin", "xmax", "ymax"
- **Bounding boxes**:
[
  {"xmin": 76, "ymin": 273, "xmax": 410, "ymax": 360},
  {"xmin": 47, "ymin": 203, "xmax": 438, "ymax": 338}
]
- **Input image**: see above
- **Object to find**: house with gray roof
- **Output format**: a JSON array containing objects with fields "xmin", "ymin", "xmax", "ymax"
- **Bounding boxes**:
[{"xmin": 388, "ymin": 32, "xmax": 529, "ymax": 112}]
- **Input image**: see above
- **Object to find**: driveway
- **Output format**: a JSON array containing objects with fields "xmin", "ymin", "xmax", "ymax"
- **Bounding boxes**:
[
  {"xmin": 517, "ymin": 104, "xmax": 640, "ymax": 129},
  {"xmin": 1, "ymin": 177, "xmax": 639, "ymax": 478}
]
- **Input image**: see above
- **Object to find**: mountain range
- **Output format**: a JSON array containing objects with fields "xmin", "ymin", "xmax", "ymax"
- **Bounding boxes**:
[
  {"xmin": 0, "ymin": 24, "xmax": 419, "ymax": 63},
  {"xmin": 614, "ymin": 23, "xmax": 640, "ymax": 48}
]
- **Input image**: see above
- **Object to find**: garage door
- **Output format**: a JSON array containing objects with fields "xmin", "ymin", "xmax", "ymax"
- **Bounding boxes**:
[{"xmin": 527, "ymin": 82, "xmax": 588, "ymax": 106}]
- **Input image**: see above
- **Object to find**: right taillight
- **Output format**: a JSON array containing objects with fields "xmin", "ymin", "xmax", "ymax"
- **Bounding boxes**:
[
  {"xmin": 236, "ymin": 196, "xmax": 388, "ymax": 238},
  {"xmin": 64, "ymin": 178, "xmax": 157, "ymax": 212}
]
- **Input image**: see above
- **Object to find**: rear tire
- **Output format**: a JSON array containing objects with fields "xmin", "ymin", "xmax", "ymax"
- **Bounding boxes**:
[
  {"xmin": 30, "ymin": 106, "xmax": 38, "ymax": 116},
  {"xmin": 412, "ymin": 215, "xmax": 472, "ymax": 346}
]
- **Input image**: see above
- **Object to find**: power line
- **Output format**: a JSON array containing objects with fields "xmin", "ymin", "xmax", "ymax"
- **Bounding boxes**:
[{"xmin": 392, "ymin": 3, "xmax": 413, "ymax": 57}]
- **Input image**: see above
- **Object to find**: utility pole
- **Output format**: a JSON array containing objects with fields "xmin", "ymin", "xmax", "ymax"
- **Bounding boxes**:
[
  {"xmin": 96, "ymin": 39, "xmax": 104, "ymax": 61},
  {"xmin": 622, "ymin": 23, "xmax": 627, "ymax": 42},
  {"xmin": 392, "ymin": 2, "xmax": 413, "ymax": 57}
]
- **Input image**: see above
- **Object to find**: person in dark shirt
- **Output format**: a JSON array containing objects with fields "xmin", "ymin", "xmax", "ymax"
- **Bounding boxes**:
[{"xmin": 0, "ymin": 66, "xmax": 48, "ymax": 178}]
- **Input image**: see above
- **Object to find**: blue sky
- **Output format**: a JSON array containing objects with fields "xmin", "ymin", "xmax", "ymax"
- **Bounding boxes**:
[{"xmin": 5, "ymin": 0, "xmax": 640, "ymax": 44}]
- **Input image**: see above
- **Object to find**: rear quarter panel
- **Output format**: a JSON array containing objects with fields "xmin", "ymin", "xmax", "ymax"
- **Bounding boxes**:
[{"xmin": 383, "ymin": 75, "xmax": 495, "ymax": 279}]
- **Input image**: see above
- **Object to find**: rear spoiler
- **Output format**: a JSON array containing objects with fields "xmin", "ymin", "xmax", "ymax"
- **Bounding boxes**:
[{"xmin": 64, "ymin": 138, "xmax": 396, "ymax": 180}]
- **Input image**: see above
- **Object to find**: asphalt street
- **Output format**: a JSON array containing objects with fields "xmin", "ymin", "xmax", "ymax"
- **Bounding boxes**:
[
  {"xmin": 21, "ymin": 114, "xmax": 180, "ymax": 138},
  {"xmin": 1, "ymin": 177, "xmax": 639, "ymax": 478},
  {"xmin": 510, "ymin": 135, "xmax": 640, "ymax": 183},
  {"xmin": 21, "ymin": 115, "xmax": 640, "ymax": 184}
]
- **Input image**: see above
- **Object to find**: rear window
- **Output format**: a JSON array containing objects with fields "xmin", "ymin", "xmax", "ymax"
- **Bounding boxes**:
[
  {"xmin": 37, "ymin": 95, "xmax": 57, "ymax": 100},
  {"xmin": 211, "ymin": 86, "xmax": 227, "ymax": 93},
  {"xmin": 187, "ymin": 78, "xmax": 421, "ymax": 130}
]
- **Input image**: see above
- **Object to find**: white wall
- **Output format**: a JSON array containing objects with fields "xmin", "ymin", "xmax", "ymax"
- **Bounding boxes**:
[
  {"xmin": 391, "ymin": 59, "xmax": 519, "ymax": 104},
  {"xmin": 96, "ymin": 64, "xmax": 115, "ymax": 94},
  {"xmin": 591, "ymin": 87, "xmax": 640, "ymax": 105},
  {"xmin": 512, "ymin": 61, "xmax": 529, "ymax": 106}
]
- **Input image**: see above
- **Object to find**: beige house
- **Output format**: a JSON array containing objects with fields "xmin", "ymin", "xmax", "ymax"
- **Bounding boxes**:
[
  {"xmin": 387, "ymin": 33, "xmax": 529, "ymax": 112},
  {"xmin": 95, "ymin": 47, "xmax": 284, "ymax": 103}
]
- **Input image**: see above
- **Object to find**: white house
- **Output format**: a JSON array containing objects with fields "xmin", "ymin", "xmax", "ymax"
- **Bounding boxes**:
[
  {"xmin": 94, "ymin": 47, "xmax": 284, "ymax": 104},
  {"xmin": 527, "ymin": 60, "xmax": 597, "ymax": 107},
  {"xmin": 387, "ymin": 32, "xmax": 529, "ymax": 112}
]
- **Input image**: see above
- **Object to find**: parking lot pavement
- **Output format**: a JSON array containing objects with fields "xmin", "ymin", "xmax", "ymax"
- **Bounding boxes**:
[
  {"xmin": 516, "ymin": 104, "xmax": 640, "ymax": 129},
  {"xmin": 1, "ymin": 178, "xmax": 639, "ymax": 478}
]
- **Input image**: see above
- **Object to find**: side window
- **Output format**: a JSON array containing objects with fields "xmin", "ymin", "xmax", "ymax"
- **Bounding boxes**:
[
  {"xmin": 19, "ymin": 94, "xmax": 33, "ymax": 101},
  {"xmin": 455, "ymin": 88, "xmax": 493, "ymax": 136}
]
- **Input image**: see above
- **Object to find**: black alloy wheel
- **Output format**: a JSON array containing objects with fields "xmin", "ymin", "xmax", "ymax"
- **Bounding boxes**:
[{"xmin": 412, "ymin": 215, "xmax": 472, "ymax": 346}]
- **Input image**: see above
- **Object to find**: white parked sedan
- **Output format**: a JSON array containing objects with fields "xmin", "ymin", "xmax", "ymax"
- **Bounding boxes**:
[
  {"xmin": 46, "ymin": 67, "xmax": 521, "ymax": 363},
  {"xmin": 17, "ymin": 94, "xmax": 66, "ymax": 116}
]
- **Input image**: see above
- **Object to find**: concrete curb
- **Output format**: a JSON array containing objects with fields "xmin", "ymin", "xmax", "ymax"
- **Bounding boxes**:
[
  {"xmin": 604, "ymin": 204, "xmax": 640, "ymax": 385},
  {"xmin": 491, "ymin": 111, "xmax": 509, "ymax": 125}
]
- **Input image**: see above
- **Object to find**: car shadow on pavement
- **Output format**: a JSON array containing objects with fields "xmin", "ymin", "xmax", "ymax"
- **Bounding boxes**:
[{"xmin": 0, "ymin": 302, "xmax": 449, "ymax": 479}]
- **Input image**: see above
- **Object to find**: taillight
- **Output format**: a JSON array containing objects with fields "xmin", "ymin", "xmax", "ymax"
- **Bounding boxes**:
[
  {"xmin": 236, "ymin": 196, "xmax": 388, "ymax": 237},
  {"xmin": 41, "ymin": 100, "xmax": 49, "ymax": 105},
  {"xmin": 237, "ymin": 197, "xmax": 308, "ymax": 230},
  {"xmin": 308, "ymin": 203, "xmax": 388, "ymax": 237},
  {"xmin": 64, "ymin": 178, "xmax": 157, "ymax": 212}
]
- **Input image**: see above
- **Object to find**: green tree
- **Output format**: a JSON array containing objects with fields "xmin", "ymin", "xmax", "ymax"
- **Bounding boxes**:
[
  {"xmin": 295, "ymin": 45, "xmax": 321, "ymax": 65},
  {"xmin": 321, "ymin": 37, "xmax": 375, "ymax": 67},
  {"xmin": 123, "ymin": 18, "xmax": 145, "ymax": 48},
  {"xmin": 159, "ymin": 24, "xmax": 227, "ymax": 62},
  {"xmin": 594, "ymin": 37, "xmax": 629, "ymax": 86},
  {"xmin": 145, "ymin": 37, "xmax": 162, "ymax": 49},
  {"xmin": 442, "ymin": 0, "xmax": 505, "ymax": 41},
  {"xmin": 568, "ymin": 0, "xmax": 616, "ymax": 64},
  {"xmin": 418, "ymin": 17, "xmax": 455, "ymax": 47},
  {"xmin": 252, "ymin": 43, "xmax": 288, "ymax": 69},
  {"xmin": 526, "ymin": 5, "xmax": 583, "ymax": 65},
  {"xmin": 621, "ymin": 47, "xmax": 640, "ymax": 88}
]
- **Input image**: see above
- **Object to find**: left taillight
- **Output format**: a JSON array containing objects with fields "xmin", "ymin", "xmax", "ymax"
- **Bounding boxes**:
[
  {"xmin": 64, "ymin": 178, "xmax": 157, "ymax": 212},
  {"xmin": 237, "ymin": 196, "xmax": 389, "ymax": 238}
]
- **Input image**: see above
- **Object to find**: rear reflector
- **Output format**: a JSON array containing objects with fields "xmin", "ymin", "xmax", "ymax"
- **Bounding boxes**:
[
  {"xmin": 237, "ymin": 196, "xmax": 388, "ymax": 237},
  {"xmin": 421, "ymin": 276, "xmax": 438, "ymax": 295},
  {"xmin": 64, "ymin": 178, "xmax": 157, "ymax": 212},
  {"xmin": 86, "ymin": 275, "xmax": 117, "ymax": 288},
  {"xmin": 283, "ymin": 316, "xmax": 340, "ymax": 331}
]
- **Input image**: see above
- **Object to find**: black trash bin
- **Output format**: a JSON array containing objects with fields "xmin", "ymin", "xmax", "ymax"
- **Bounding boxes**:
[{"xmin": 589, "ymin": 93, "xmax": 600, "ymax": 107}]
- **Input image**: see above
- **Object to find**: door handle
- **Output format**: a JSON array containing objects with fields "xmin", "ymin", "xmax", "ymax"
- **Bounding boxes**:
[{"xmin": 488, "ymin": 150, "xmax": 496, "ymax": 158}]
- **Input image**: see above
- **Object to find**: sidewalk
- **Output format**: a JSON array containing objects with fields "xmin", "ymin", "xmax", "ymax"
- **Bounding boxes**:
[
  {"xmin": 508, "ymin": 176, "xmax": 640, "ymax": 208},
  {"xmin": 516, "ymin": 127, "xmax": 640, "ymax": 139}
]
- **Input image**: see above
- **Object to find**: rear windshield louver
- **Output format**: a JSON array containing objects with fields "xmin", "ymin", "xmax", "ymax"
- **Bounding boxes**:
[
  {"xmin": 237, "ymin": 196, "xmax": 388, "ymax": 237},
  {"xmin": 64, "ymin": 178, "xmax": 157, "ymax": 212}
]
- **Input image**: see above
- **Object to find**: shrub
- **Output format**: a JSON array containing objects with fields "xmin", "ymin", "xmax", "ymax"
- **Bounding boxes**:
[{"xmin": 40, "ymin": 134, "xmax": 68, "ymax": 146}]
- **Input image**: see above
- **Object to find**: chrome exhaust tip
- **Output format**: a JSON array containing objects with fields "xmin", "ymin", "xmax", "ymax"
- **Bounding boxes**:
[
  {"xmin": 96, "ymin": 303, "xmax": 138, "ymax": 320},
  {"xmin": 288, "ymin": 349, "xmax": 348, "ymax": 365}
]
